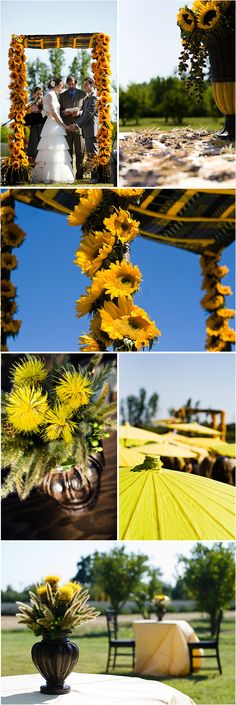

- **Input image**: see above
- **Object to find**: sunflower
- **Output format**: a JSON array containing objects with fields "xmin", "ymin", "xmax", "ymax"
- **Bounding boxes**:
[
  {"xmin": 102, "ymin": 260, "xmax": 142, "ymax": 299},
  {"xmin": 5, "ymin": 384, "xmax": 48, "ymax": 432},
  {"xmin": 79, "ymin": 334, "xmax": 102, "ymax": 352},
  {"xmin": 201, "ymin": 292, "xmax": 224, "ymax": 310},
  {"xmin": 11, "ymin": 356, "xmax": 47, "ymax": 387},
  {"xmin": 216, "ymin": 283, "xmax": 232, "ymax": 296},
  {"xmin": 68, "ymin": 190, "xmax": 103, "ymax": 226},
  {"xmin": 43, "ymin": 404, "xmax": 77, "ymax": 444},
  {"xmin": 177, "ymin": 7, "xmax": 195, "ymax": 32},
  {"xmin": 74, "ymin": 231, "xmax": 115, "ymax": 276},
  {"xmin": 217, "ymin": 308, "xmax": 235, "ymax": 319},
  {"xmin": 2, "ymin": 320, "xmax": 21, "ymax": 334},
  {"xmin": 99, "ymin": 299, "xmax": 160, "ymax": 350},
  {"xmin": 55, "ymin": 369, "xmax": 92, "ymax": 410},
  {"xmin": 111, "ymin": 188, "xmax": 144, "ymax": 198},
  {"xmin": 104, "ymin": 208, "xmax": 140, "ymax": 243},
  {"xmin": 1, "ymin": 252, "xmax": 18, "ymax": 270},
  {"xmin": 220, "ymin": 326, "xmax": 236, "ymax": 343},
  {"xmin": 76, "ymin": 272, "xmax": 106, "ymax": 317},
  {"xmin": 2, "ymin": 222, "xmax": 25, "ymax": 247},
  {"xmin": 195, "ymin": 2, "xmax": 221, "ymax": 29}
]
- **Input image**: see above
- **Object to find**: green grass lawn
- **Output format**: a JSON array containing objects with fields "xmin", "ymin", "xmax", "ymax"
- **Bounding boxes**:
[
  {"xmin": 2, "ymin": 618, "xmax": 235, "ymax": 704},
  {"xmin": 119, "ymin": 116, "xmax": 225, "ymax": 132}
]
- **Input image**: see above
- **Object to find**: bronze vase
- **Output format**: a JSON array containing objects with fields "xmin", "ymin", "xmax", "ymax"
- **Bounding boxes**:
[
  {"xmin": 31, "ymin": 635, "xmax": 79, "ymax": 695},
  {"xmin": 207, "ymin": 3, "xmax": 235, "ymax": 139},
  {"xmin": 156, "ymin": 606, "xmax": 166, "ymax": 622},
  {"xmin": 39, "ymin": 451, "xmax": 104, "ymax": 514}
]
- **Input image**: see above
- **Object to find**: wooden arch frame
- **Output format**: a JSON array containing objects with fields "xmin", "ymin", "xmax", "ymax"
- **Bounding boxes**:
[{"xmin": 4, "ymin": 32, "xmax": 112, "ymax": 184}]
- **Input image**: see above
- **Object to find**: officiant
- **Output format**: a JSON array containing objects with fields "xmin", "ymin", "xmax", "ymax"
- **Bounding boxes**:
[{"xmin": 59, "ymin": 74, "xmax": 86, "ymax": 180}]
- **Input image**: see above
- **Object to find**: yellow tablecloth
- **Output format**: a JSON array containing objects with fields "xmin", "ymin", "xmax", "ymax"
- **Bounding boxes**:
[{"xmin": 133, "ymin": 620, "xmax": 203, "ymax": 677}]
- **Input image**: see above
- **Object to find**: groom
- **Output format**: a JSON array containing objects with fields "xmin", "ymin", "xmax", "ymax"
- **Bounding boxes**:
[
  {"xmin": 75, "ymin": 77, "xmax": 98, "ymax": 181},
  {"xmin": 59, "ymin": 74, "xmax": 86, "ymax": 180}
]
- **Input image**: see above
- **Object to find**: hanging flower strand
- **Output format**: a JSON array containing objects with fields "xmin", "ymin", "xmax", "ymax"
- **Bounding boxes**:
[
  {"xmin": 1, "ymin": 191, "xmax": 26, "ymax": 350},
  {"xmin": 68, "ymin": 189, "xmax": 161, "ymax": 352},
  {"xmin": 3, "ymin": 34, "xmax": 29, "ymax": 184},
  {"xmin": 200, "ymin": 250, "xmax": 236, "ymax": 352},
  {"xmin": 91, "ymin": 33, "xmax": 113, "ymax": 180}
]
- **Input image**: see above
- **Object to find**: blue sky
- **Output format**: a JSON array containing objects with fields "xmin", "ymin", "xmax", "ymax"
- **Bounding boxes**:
[
  {"xmin": 1, "ymin": 0, "xmax": 117, "ymax": 122},
  {"xmin": 119, "ymin": 0, "xmax": 183, "ymax": 87},
  {"xmin": 5, "ymin": 198, "xmax": 235, "ymax": 353},
  {"xmin": 119, "ymin": 352, "xmax": 235, "ymax": 422},
  {"xmin": 2, "ymin": 540, "xmax": 225, "ymax": 590}
]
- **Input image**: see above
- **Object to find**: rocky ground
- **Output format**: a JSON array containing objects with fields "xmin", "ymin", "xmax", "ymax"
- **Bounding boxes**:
[{"xmin": 119, "ymin": 128, "xmax": 236, "ymax": 188}]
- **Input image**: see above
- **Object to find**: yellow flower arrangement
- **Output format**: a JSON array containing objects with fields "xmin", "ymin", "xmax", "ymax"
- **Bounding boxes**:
[
  {"xmin": 4, "ymin": 34, "xmax": 29, "ymax": 182},
  {"xmin": 200, "ymin": 251, "xmax": 235, "ymax": 351},
  {"xmin": 69, "ymin": 189, "xmax": 160, "ymax": 352}
]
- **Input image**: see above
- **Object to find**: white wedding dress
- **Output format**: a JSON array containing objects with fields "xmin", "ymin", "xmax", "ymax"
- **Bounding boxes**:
[{"xmin": 32, "ymin": 90, "xmax": 74, "ymax": 184}]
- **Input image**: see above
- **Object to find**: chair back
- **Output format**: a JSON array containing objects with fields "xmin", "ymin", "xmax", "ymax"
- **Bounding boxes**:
[
  {"xmin": 106, "ymin": 610, "xmax": 118, "ymax": 641},
  {"xmin": 213, "ymin": 609, "xmax": 223, "ymax": 641}
]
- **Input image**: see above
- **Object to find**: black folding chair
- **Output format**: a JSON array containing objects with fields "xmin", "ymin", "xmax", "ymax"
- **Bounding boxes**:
[
  {"xmin": 105, "ymin": 610, "xmax": 135, "ymax": 672},
  {"xmin": 188, "ymin": 609, "xmax": 223, "ymax": 675}
]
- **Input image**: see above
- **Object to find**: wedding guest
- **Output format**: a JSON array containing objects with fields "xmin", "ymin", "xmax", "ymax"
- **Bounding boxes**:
[
  {"xmin": 59, "ymin": 74, "xmax": 86, "ymax": 180},
  {"xmin": 76, "ymin": 77, "xmax": 98, "ymax": 182},
  {"xmin": 25, "ymin": 86, "xmax": 45, "ymax": 163}
]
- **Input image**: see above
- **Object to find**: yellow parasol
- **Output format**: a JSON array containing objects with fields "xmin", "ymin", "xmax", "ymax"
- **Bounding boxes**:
[
  {"xmin": 156, "ymin": 421, "xmax": 221, "ymax": 436},
  {"xmin": 210, "ymin": 442, "xmax": 236, "ymax": 458},
  {"xmin": 119, "ymin": 445, "xmax": 145, "ymax": 468},
  {"xmin": 119, "ymin": 456, "xmax": 235, "ymax": 540},
  {"xmin": 133, "ymin": 441, "xmax": 198, "ymax": 459},
  {"xmin": 119, "ymin": 423, "xmax": 164, "ymax": 444}
]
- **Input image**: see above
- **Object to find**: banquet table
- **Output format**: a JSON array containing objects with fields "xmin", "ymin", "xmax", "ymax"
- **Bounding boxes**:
[
  {"xmin": 133, "ymin": 620, "xmax": 203, "ymax": 677},
  {"xmin": 1, "ymin": 673, "xmax": 196, "ymax": 705}
]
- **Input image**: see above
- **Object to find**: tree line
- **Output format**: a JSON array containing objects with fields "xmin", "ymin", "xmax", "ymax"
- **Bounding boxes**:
[
  {"xmin": 2, "ymin": 544, "xmax": 234, "ymax": 634},
  {"xmin": 120, "ymin": 76, "xmax": 220, "ymax": 125}
]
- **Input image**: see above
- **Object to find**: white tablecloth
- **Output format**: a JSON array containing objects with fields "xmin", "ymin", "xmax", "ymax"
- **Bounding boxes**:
[
  {"xmin": 134, "ymin": 620, "xmax": 202, "ymax": 676},
  {"xmin": 1, "ymin": 672, "xmax": 196, "ymax": 705}
]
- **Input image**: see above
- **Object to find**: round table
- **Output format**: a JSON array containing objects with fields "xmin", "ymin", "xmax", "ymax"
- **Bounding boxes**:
[
  {"xmin": 133, "ymin": 620, "xmax": 203, "ymax": 676},
  {"xmin": 1, "ymin": 672, "xmax": 196, "ymax": 705}
]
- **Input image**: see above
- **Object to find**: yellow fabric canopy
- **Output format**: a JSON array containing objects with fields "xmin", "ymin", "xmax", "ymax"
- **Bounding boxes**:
[
  {"xmin": 133, "ymin": 441, "xmax": 198, "ymax": 459},
  {"xmin": 210, "ymin": 442, "xmax": 236, "ymax": 458},
  {"xmin": 119, "ymin": 424, "xmax": 163, "ymax": 443},
  {"xmin": 119, "ymin": 446, "xmax": 145, "ymax": 468},
  {"xmin": 119, "ymin": 465, "xmax": 235, "ymax": 540},
  {"xmin": 157, "ymin": 421, "xmax": 221, "ymax": 436}
]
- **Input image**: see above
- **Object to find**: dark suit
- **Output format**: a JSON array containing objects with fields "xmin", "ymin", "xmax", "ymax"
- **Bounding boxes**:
[
  {"xmin": 59, "ymin": 88, "xmax": 86, "ymax": 179},
  {"xmin": 76, "ymin": 92, "xmax": 98, "ymax": 156}
]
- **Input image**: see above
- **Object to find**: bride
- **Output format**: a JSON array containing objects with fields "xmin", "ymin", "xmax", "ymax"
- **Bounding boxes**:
[{"xmin": 32, "ymin": 78, "xmax": 75, "ymax": 184}]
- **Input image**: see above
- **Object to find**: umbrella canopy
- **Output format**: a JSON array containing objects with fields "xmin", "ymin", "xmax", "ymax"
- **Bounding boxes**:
[
  {"xmin": 119, "ymin": 424, "xmax": 164, "ymax": 443},
  {"xmin": 133, "ymin": 441, "xmax": 198, "ymax": 459},
  {"xmin": 210, "ymin": 442, "xmax": 236, "ymax": 459},
  {"xmin": 157, "ymin": 421, "xmax": 221, "ymax": 436},
  {"xmin": 119, "ymin": 456, "xmax": 235, "ymax": 540},
  {"xmin": 119, "ymin": 446, "xmax": 145, "ymax": 468}
]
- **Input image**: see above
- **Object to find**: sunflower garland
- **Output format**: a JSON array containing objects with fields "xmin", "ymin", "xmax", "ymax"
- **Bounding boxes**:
[
  {"xmin": 1, "ymin": 191, "xmax": 26, "ymax": 350},
  {"xmin": 68, "ymin": 189, "xmax": 160, "ymax": 352},
  {"xmin": 200, "ymin": 250, "xmax": 236, "ymax": 351},
  {"xmin": 3, "ymin": 34, "xmax": 29, "ymax": 184},
  {"xmin": 1, "ymin": 354, "xmax": 116, "ymax": 499},
  {"xmin": 91, "ymin": 33, "xmax": 113, "ymax": 180},
  {"xmin": 177, "ymin": 1, "xmax": 234, "ymax": 99}
]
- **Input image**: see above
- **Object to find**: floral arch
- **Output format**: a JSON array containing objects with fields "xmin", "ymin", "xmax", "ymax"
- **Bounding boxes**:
[
  {"xmin": 1, "ymin": 188, "xmax": 235, "ymax": 353},
  {"xmin": 4, "ymin": 32, "xmax": 112, "ymax": 184}
]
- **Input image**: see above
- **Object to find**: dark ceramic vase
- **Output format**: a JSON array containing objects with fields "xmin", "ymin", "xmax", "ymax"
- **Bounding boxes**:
[
  {"xmin": 207, "ymin": 3, "xmax": 235, "ymax": 139},
  {"xmin": 156, "ymin": 606, "xmax": 166, "ymax": 622},
  {"xmin": 39, "ymin": 451, "xmax": 104, "ymax": 514},
  {"xmin": 31, "ymin": 635, "xmax": 79, "ymax": 695}
]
